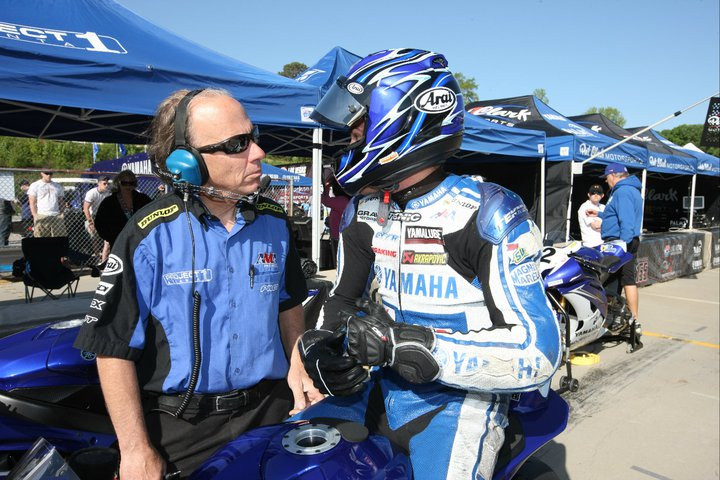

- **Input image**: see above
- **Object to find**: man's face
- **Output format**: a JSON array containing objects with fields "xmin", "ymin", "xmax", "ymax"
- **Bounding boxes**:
[
  {"xmin": 190, "ymin": 95, "xmax": 265, "ymax": 196},
  {"xmin": 97, "ymin": 180, "xmax": 109, "ymax": 192},
  {"xmin": 605, "ymin": 174, "xmax": 618, "ymax": 189},
  {"xmin": 588, "ymin": 191, "xmax": 603, "ymax": 204},
  {"xmin": 40, "ymin": 172, "xmax": 52, "ymax": 183},
  {"xmin": 21, "ymin": 184, "xmax": 29, "ymax": 192}
]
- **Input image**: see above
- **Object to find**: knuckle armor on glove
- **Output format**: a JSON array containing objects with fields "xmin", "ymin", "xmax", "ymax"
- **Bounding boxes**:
[
  {"xmin": 299, "ymin": 329, "xmax": 368, "ymax": 396},
  {"xmin": 346, "ymin": 302, "xmax": 440, "ymax": 384}
]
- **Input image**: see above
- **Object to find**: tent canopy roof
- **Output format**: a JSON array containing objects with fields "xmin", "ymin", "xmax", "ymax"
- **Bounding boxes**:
[{"xmin": 0, "ymin": 0, "xmax": 320, "ymax": 143}]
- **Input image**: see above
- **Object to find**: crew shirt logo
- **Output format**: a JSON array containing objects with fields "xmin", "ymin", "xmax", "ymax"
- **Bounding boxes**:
[
  {"xmin": 260, "ymin": 283, "xmax": 279, "ymax": 294},
  {"xmin": 84, "ymin": 315, "xmax": 98, "ymax": 324},
  {"xmin": 163, "ymin": 269, "xmax": 213, "ymax": 286},
  {"xmin": 405, "ymin": 226, "xmax": 443, "ymax": 244},
  {"xmin": 137, "ymin": 205, "xmax": 179, "ymax": 229},
  {"xmin": 256, "ymin": 202, "xmax": 285, "ymax": 214},
  {"xmin": 256, "ymin": 252, "xmax": 277, "ymax": 266},
  {"xmin": 402, "ymin": 251, "xmax": 447, "ymax": 265},
  {"xmin": 102, "ymin": 254, "xmax": 123, "ymax": 276},
  {"xmin": 89, "ymin": 299, "xmax": 105, "ymax": 310}
]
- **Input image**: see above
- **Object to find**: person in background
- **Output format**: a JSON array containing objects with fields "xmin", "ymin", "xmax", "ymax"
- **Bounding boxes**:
[
  {"xmin": 578, "ymin": 184, "xmax": 605, "ymax": 247},
  {"xmin": 595, "ymin": 162, "xmax": 643, "ymax": 322},
  {"xmin": 83, "ymin": 176, "xmax": 111, "ymax": 265},
  {"xmin": 28, "ymin": 170, "xmax": 66, "ymax": 237},
  {"xmin": 75, "ymin": 88, "xmax": 321, "ymax": 479},
  {"xmin": 0, "ymin": 196, "xmax": 13, "ymax": 246},
  {"xmin": 320, "ymin": 169, "xmax": 350, "ymax": 268},
  {"xmin": 297, "ymin": 48, "xmax": 560, "ymax": 480},
  {"xmin": 15, "ymin": 180, "xmax": 33, "ymax": 237},
  {"xmin": 93, "ymin": 170, "xmax": 151, "ymax": 250}
]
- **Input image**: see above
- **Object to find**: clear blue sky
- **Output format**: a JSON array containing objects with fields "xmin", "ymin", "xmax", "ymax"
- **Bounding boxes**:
[{"xmin": 118, "ymin": 0, "xmax": 719, "ymax": 130}]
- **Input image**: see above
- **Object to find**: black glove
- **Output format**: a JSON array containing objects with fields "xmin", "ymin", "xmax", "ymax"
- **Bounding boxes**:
[
  {"xmin": 299, "ymin": 329, "xmax": 368, "ymax": 396},
  {"xmin": 345, "ymin": 299, "xmax": 440, "ymax": 384}
]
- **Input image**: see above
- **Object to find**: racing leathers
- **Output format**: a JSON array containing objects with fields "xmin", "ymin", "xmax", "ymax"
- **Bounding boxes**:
[{"xmin": 297, "ymin": 174, "xmax": 561, "ymax": 480}]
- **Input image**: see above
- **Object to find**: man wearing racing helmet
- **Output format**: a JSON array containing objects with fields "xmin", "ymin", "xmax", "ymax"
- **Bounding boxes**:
[{"xmin": 297, "ymin": 48, "xmax": 561, "ymax": 479}]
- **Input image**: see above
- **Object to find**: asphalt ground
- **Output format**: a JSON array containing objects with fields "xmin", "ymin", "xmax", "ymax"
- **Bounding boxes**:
[{"xmin": 0, "ymin": 267, "xmax": 718, "ymax": 479}]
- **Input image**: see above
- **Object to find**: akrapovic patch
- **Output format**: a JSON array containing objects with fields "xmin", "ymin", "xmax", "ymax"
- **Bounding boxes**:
[
  {"xmin": 414, "ymin": 87, "xmax": 456, "ymax": 113},
  {"xmin": 137, "ymin": 205, "xmax": 179, "ymax": 229}
]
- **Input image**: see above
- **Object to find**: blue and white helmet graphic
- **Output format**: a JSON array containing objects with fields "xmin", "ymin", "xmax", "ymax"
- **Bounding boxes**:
[{"xmin": 310, "ymin": 48, "xmax": 464, "ymax": 195}]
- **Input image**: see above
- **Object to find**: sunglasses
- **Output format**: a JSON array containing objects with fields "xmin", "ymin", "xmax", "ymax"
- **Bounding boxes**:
[
  {"xmin": 589, "ymin": 192, "xmax": 603, "ymax": 196},
  {"xmin": 197, "ymin": 125, "xmax": 259, "ymax": 155},
  {"xmin": 120, "ymin": 181, "xmax": 137, "ymax": 186}
]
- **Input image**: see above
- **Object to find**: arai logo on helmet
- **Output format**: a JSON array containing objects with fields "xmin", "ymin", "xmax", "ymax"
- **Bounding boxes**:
[
  {"xmin": 415, "ymin": 87, "xmax": 457, "ymax": 113},
  {"xmin": 347, "ymin": 82, "xmax": 364, "ymax": 95}
]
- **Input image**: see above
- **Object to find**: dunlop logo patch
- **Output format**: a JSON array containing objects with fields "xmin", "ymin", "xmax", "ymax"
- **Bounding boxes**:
[{"xmin": 137, "ymin": 205, "xmax": 179, "ymax": 229}]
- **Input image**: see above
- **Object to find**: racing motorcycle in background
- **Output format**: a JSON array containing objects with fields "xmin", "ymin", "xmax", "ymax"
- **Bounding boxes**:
[{"xmin": 539, "ymin": 241, "xmax": 643, "ymax": 392}]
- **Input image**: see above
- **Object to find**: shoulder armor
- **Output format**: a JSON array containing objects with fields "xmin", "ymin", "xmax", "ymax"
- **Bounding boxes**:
[
  {"xmin": 339, "ymin": 196, "xmax": 360, "ymax": 233},
  {"xmin": 475, "ymin": 182, "xmax": 530, "ymax": 244}
]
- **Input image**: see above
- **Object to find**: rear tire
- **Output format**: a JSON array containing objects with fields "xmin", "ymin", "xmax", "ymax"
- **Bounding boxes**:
[{"xmin": 513, "ymin": 458, "xmax": 561, "ymax": 479}]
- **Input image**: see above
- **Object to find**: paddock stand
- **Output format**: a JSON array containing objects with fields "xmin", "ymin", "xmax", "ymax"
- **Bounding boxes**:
[{"xmin": 547, "ymin": 294, "xmax": 579, "ymax": 393}]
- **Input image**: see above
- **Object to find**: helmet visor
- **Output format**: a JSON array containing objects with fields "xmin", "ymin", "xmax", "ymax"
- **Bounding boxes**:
[{"xmin": 310, "ymin": 77, "xmax": 366, "ymax": 129}]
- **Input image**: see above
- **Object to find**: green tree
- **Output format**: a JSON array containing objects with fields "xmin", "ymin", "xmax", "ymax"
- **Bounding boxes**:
[
  {"xmin": 278, "ymin": 62, "xmax": 309, "ymax": 79},
  {"xmin": 660, "ymin": 124, "xmax": 720, "ymax": 157},
  {"xmin": 533, "ymin": 88, "xmax": 549, "ymax": 104},
  {"xmin": 454, "ymin": 72, "xmax": 479, "ymax": 104},
  {"xmin": 584, "ymin": 106, "xmax": 626, "ymax": 127}
]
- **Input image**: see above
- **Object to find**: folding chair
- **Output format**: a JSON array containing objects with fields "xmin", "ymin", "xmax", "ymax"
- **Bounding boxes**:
[{"xmin": 21, "ymin": 237, "xmax": 80, "ymax": 303}]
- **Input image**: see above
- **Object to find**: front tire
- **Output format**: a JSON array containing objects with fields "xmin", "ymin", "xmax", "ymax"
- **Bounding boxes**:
[{"xmin": 513, "ymin": 458, "xmax": 561, "ymax": 480}]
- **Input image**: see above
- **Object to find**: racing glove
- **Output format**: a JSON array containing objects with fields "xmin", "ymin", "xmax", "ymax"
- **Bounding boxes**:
[
  {"xmin": 345, "ymin": 299, "xmax": 440, "ymax": 384},
  {"xmin": 298, "ymin": 329, "xmax": 368, "ymax": 396}
]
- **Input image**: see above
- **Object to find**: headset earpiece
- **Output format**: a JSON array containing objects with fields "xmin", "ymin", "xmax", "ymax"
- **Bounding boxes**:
[{"xmin": 164, "ymin": 89, "xmax": 209, "ymax": 186}]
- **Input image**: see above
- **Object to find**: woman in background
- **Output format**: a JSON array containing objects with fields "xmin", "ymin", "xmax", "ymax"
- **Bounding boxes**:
[{"xmin": 95, "ymin": 170, "xmax": 152, "ymax": 250}]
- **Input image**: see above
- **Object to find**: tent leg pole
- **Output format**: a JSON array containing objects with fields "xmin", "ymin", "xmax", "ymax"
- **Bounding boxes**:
[
  {"xmin": 689, "ymin": 174, "xmax": 696, "ymax": 230},
  {"xmin": 566, "ymin": 161, "xmax": 575, "ymax": 242},
  {"xmin": 540, "ymin": 156, "xmax": 546, "ymax": 239},
  {"xmin": 311, "ymin": 128, "xmax": 323, "ymax": 268},
  {"xmin": 640, "ymin": 169, "xmax": 647, "ymax": 233}
]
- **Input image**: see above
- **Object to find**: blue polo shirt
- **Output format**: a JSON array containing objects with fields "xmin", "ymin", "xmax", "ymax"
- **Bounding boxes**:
[{"xmin": 74, "ymin": 193, "xmax": 307, "ymax": 394}]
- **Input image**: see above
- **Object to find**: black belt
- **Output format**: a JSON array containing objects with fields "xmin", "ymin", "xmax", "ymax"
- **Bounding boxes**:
[{"xmin": 153, "ymin": 386, "xmax": 259, "ymax": 413}]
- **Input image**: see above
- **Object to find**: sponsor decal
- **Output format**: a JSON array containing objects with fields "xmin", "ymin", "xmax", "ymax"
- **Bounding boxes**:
[
  {"xmin": 347, "ymin": 82, "xmax": 364, "ymax": 94},
  {"xmin": 414, "ymin": 87, "xmax": 457, "ymax": 113},
  {"xmin": 693, "ymin": 240, "xmax": 703, "ymax": 256},
  {"xmin": 256, "ymin": 252, "xmax": 277, "ymax": 266},
  {"xmin": 646, "ymin": 188, "xmax": 678, "ymax": 202},
  {"xmin": 510, "ymin": 263, "xmax": 541, "ymax": 286},
  {"xmin": 94, "ymin": 281, "xmax": 114, "ymax": 296},
  {"xmin": 358, "ymin": 210, "xmax": 377, "ymax": 221},
  {"xmin": 692, "ymin": 259, "xmax": 703, "ymax": 271},
  {"xmin": 409, "ymin": 186, "xmax": 448, "ymax": 209},
  {"xmin": 466, "ymin": 106, "xmax": 531, "ymax": 125},
  {"xmin": 503, "ymin": 205, "xmax": 525, "ymax": 225},
  {"xmin": 80, "ymin": 351, "xmax": 97, "ymax": 361},
  {"xmin": 388, "ymin": 211, "xmax": 422, "ymax": 222},
  {"xmin": 378, "ymin": 151, "xmax": 399, "ymax": 165},
  {"xmin": 296, "ymin": 69, "xmax": 324, "ymax": 83},
  {"xmin": 163, "ymin": 269, "xmax": 213, "ymax": 286},
  {"xmin": 260, "ymin": 283, "xmax": 279, "ymax": 293},
  {"xmin": 430, "ymin": 209, "xmax": 456, "ymax": 220},
  {"xmin": 382, "ymin": 268, "xmax": 458, "ymax": 299},
  {"xmin": 138, "ymin": 205, "xmax": 179, "ymax": 229},
  {"xmin": 373, "ymin": 231, "xmax": 399, "ymax": 242},
  {"xmin": 102, "ymin": 254, "xmax": 123, "ymax": 276},
  {"xmin": 256, "ymin": 202, "xmax": 285, "ymax": 214},
  {"xmin": 517, "ymin": 357, "xmax": 543, "ymax": 380},
  {"xmin": 401, "ymin": 250, "xmax": 447, "ymax": 265},
  {"xmin": 405, "ymin": 226, "xmax": 443, "ymax": 244},
  {"xmin": 0, "ymin": 21, "xmax": 127, "ymax": 54},
  {"xmin": 89, "ymin": 299, "xmax": 105, "ymax": 310},
  {"xmin": 372, "ymin": 246, "xmax": 397, "ymax": 258},
  {"xmin": 84, "ymin": 315, "xmax": 98, "ymax": 324},
  {"xmin": 511, "ymin": 247, "xmax": 531, "ymax": 265}
]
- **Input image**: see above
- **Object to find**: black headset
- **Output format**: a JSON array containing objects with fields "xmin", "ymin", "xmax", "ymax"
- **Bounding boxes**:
[{"xmin": 164, "ymin": 89, "xmax": 210, "ymax": 186}]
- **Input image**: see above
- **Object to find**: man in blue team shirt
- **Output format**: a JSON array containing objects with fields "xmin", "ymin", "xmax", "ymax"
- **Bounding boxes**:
[
  {"xmin": 597, "ymin": 162, "xmax": 643, "ymax": 321},
  {"xmin": 74, "ymin": 88, "xmax": 322, "ymax": 479}
]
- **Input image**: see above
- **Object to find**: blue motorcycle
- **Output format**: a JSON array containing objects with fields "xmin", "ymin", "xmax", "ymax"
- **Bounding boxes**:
[
  {"xmin": 539, "ymin": 241, "xmax": 643, "ymax": 392},
  {"xmin": 0, "ymin": 277, "xmax": 569, "ymax": 479}
]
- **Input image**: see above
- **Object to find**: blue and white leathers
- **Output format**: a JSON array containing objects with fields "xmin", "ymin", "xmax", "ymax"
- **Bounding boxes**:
[{"xmin": 302, "ymin": 174, "xmax": 561, "ymax": 480}]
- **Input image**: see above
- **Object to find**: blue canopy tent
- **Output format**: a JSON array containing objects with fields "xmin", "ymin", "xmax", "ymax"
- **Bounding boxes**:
[
  {"xmin": 0, "ymin": 0, "xmax": 320, "ymax": 143},
  {"xmin": 467, "ymin": 96, "xmax": 647, "ymax": 239}
]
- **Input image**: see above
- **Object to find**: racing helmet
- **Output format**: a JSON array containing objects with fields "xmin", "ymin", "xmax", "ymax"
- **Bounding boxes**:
[{"xmin": 311, "ymin": 48, "xmax": 464, "ymax": 195}]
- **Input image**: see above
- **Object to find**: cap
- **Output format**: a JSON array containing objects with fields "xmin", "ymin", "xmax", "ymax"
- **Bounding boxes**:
[
  {"xmin": 98, "ymin": 176, "xmax": 110, "ymax": 182},
  {"xmin": 20, "ymin": 179, "xmax": 30, "ymax": 186},
  {"xmin": 602, "ymin": 162, "xmax": 628, "ymax": 177},
  {"xmin": 588, "ymin": 184, "xmax": 604, "ymax": 195}
]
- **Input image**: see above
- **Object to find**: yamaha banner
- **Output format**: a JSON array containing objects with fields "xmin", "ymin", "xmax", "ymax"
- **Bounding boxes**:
[{"xmin": 700, "ymin": 97, "xmax": 720, "ymax": 147}]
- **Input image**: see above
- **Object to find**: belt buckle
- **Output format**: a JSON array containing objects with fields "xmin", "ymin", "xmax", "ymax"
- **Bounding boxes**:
[{"xmin": 214, "ymin": 390, "xmax": 247, "ymax": 411}]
